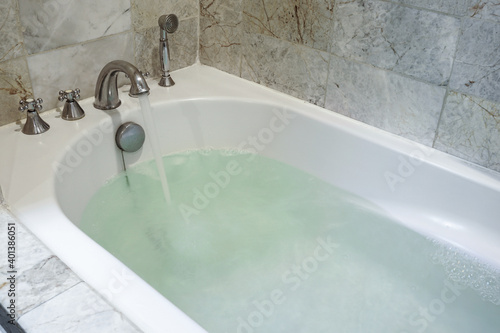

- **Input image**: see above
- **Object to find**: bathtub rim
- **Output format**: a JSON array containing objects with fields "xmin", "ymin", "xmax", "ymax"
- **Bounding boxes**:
[{"xmin": 2, "ymin": 64, "xmax": 500, "ymax": 332}]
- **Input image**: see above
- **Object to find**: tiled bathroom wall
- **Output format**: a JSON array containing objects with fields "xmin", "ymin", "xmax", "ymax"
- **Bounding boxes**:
[
  {"xmin": 1, "ymin": 0, "xmax": 499, "ymax": 173},
  {"xmin": 0, "ymin": 0, "xmax": 198, "ymax": 126},
  {"xmin": 200, "ymin": 0, "xmax": 500, "ymax": 173}
]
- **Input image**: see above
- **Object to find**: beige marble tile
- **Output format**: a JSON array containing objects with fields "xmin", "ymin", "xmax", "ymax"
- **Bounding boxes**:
[
  {"xmin": 135, "ymin": 17, "xmax": 198, "ymax": 79},
  {"xmin": 242, "ymin": 0, "xmax": 335, "ymax": 52},
  {"xmin": 200, "ymin": 0, "xmax": 242, "ymax": 76},
  {"xmin": 132, "ymin": 0, "xmax": 199, "ymax": 31},
  {"xmin": 0, "ymin": 57, "xmax": 33, "ymax": 126},
  {"xmin": 435, "ymin": 92, "xmax": 500, "ymax": 172},
  {"xmin": 241, "ymin": 33, "xmax": 330, "ymax": 106},
  {"xmin": 0, "ymin": 0, "xmax": 25, "ymax": 62}
]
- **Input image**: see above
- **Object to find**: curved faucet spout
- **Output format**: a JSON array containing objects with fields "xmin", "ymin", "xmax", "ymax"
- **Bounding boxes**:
[{"xmin": 94, "ymin": 60, "xmax": 150, "ymax": 110}]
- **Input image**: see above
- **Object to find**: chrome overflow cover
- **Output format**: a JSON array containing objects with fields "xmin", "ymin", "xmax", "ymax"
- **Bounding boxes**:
[{"xmin": 115, "ymin": 122, "xmax": 146, "ymax": 152}]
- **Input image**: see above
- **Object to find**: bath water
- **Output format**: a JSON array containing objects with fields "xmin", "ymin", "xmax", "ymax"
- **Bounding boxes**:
[{"xmin": 79, "ymin": 149, "xmax": 500, "ymax": 333}]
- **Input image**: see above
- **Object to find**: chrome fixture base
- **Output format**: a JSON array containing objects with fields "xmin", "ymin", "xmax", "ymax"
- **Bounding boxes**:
[
  {"xmin": 19, "ymin": 98, "xmax": 50, "ymax": 135},
  {"xmin": 59, "ymin": 88, "xmax": 85, "ymax": 120},
  {"xmin": 115, "ymin": 122, "xmax": 146, "ymax": 153},
  {"xmin": 158, "ymin": 14, "xmax": 178, "ymax": 87},
  {"xmin": 94, "ymin": 60, "xmax": 150, "ymax": 110},
  {"xmin": 159, "ymin": 74, "xmax": 175, "ymax": 87}
]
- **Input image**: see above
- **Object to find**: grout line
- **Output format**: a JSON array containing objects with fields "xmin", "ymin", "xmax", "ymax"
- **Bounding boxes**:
[
  {"xmin": 132, "ymin": 28, "xmax": 137, "ymax": 67},
  {"xmin": 25, "ymin": 29, "xmax": 134, "ymax": 59},
  {"xmin": 237, "ymin": 6, "xmax": 244, "ymax": 77},
  {"xmin": 196, "ymin": 3, "xmax": 201, "ymax": 65},
  {"xmin": 329, "ymin": 52, "xmax": 447, "ymax": 88},
  {"xmin": 432, "ymin": 16, "xmax": 465, "ymax": 148},
  {"xmin": 17, "ymin": 281, "xmax": 83, "ymax": 322},
  {"xmin": 379, "ymin": 0, "xmax": 468, "ymax": 19},
  {"xmin": 242, "ymin": 26, "xmax": 447, "ymax": 93},
  {"xmin": 380, "ymin": 0, "xmax": 500, "ymax": 26},
  {"xmin": 322, "ymin": 1, "xmax": 338, "ymax": 108}
]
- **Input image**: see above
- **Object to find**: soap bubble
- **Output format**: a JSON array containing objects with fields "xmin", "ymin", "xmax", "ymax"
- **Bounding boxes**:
[{"xmin": 430, "ymin": 239, "xmax": 500, "ymax": 305}]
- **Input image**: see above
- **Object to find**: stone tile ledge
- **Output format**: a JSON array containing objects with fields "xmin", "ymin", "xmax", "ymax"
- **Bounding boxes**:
[{"xmin": 0, "ymin": 206, "xmax": 141, "ymax": 333}]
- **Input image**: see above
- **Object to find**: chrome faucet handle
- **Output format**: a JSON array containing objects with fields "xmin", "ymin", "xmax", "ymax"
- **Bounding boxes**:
[
  {"xmin": 19, "ymin": 98, "xmax": 43, "ymax": 112},
  {"xmin": 58, "ymin": 88, "xmax": 85, "ymax": 121},
  {"xmin": 58, "ymin": 88, "xmax": 81, "ymax": 102},
  {"xmin": 18, "ymin": 98, "xmax": 50, "ymax": 135}
]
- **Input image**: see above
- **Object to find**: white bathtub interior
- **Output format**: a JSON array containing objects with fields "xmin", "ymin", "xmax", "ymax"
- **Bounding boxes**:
[{"xmin": 1, "ymin": 65, "xmax": 500, "ymax": 332}]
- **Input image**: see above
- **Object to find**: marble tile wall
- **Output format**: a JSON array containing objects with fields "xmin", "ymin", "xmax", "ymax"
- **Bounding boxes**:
[
  {"xmin": 199, "ymin": 0, "xmax": 500, "ymax": 173},
  {"xmin": 3, "ymin": 0, "xmax": 497, "ymax": 172},
  {"xmin": 0, "ymin": 0, "xmax": 199, "ymax": 126}
]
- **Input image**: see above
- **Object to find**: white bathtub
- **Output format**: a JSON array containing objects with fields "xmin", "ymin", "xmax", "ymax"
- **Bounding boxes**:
[{"xmin": 1, "ymin": 64, "xmax": 500, "ymax": 332}]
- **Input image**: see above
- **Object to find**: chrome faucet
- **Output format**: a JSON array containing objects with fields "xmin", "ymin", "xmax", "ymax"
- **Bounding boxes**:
[
  {"xmin": 94, "ymin": 60, "xmax": 150, "ymax": 110},
  {"xmin": 158, "ymin": 14, "xmax": 179, "ymax": 87}
]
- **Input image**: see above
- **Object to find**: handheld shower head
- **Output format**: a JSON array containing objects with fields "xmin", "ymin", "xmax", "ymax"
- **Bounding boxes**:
[
  {"xmin": 158, "ymin": 14, "xmax": 179, "ymax": 87},
  {"xmin": 158, "ymin": 14, "xmax": 179, "ymax": 33}
]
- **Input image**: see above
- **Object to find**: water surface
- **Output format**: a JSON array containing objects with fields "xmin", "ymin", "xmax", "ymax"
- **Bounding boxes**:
[{"xmin": 80, "ymin": 149, "xmax": 500, "ymax": 333}]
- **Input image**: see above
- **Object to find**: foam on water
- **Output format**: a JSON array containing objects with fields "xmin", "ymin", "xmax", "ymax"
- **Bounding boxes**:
[
  {"xmin": 431, "ymin": 240, "xmax": 500, "ymax": 305},
  {"xmin": 79, "ymin": 149, "xmax": 500, "ymax": 333}
]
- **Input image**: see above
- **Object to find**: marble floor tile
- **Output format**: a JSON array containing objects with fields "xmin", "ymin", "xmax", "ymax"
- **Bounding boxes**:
[
  {"xmin": 325, "ymin": 56, "xmax": 446, "ymax": 146},
  {"xmin": 0, "ymin": 57, "xmax": 33, "ymax": 127},
  {"xmin": 435, "ymin": 91, "xmax": 500, "ymax": 172},
  {"xmin": 242, "ymin": 0, "xmax": 335, "ymax": 52},
  {"xmin": 0, "ymin": 208, "xmax": 81, "ymax": 316},
  {"xmin": 331, "ymin": 0, "xmax": 460, "ymax": 86},
  {"xmin": 18, "ymin": 283, "xmax": 141, "ymax": 333},
  {"xmin": 27, "ymin": 32, "xmax": 135, "ymax": 110},
  {"xmin": 200, "ymin": 1, "xmax": 243, "ymax": 76},
  {"xmin": 0, "ymin": 207, "xmax": 140, "ymax": 332},
  {"xmin": 241, "ymin": 33, "xmax": 330, "ymax": 106},
  {"xmin": 132, "ymin": 0, "xmax": 199, "ymax": 31},
  {"xmin": 19, "ymin": 0, "xmax": 131, "ymax": 54},
  {"xmin": 14, "ymin": 256, "xmax": 81, "ymax": 316},
  {"xmin": 449, "ymin": 18, "xmax": 500, "ymax": 103},
  {"xmin": 0, "ymin": 0, "xmax": 25, "ymax": 62}
]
